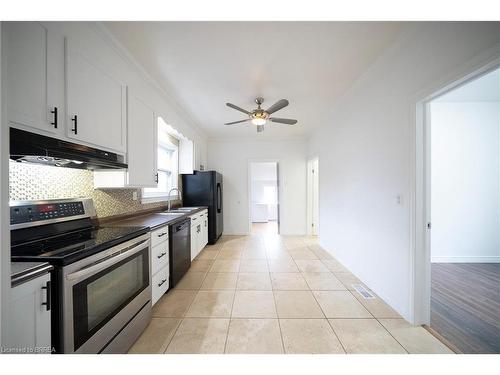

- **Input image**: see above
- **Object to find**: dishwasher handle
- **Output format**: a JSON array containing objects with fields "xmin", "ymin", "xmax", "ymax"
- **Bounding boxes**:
[{"xmin": 175, "ymin": 220, "xmax": 190, "ymax": 232}]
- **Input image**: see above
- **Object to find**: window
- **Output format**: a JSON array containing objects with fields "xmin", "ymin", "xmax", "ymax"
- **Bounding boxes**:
[{"xmin": 142, "ymin": 117, "xmax": 179, "ymax": 203}]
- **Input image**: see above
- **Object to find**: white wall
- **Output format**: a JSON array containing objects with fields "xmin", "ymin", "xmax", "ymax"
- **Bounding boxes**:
[
  {"xmin": 431, "ymin": 101, "xmax": 500, "ymax": 263},
  {"xmin": 208, "ymin": 138, "xmax": 307, "ymax": 235},
  {"xmin": 307, "ymin": 22, "xmax": 500, "ymax": 321}
]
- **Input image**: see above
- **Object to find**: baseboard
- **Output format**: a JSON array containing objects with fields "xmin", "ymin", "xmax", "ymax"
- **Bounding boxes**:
[{"xmin": 431, "ymin": 256, "xmax": 500, "ymax": 263}]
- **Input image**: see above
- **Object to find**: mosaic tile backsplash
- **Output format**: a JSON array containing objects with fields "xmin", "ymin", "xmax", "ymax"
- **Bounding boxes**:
[{"xmin": 9, "ymin": 161, "xmax": 168, "ymax": 218}]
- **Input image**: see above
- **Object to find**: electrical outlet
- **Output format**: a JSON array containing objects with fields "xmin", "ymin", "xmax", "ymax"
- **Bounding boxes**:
[{"xmin": 132, "ymin": 191, "xmax": 138, "ymax": 201}]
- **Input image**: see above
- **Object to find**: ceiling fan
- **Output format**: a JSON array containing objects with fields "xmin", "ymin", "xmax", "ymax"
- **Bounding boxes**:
[{"xmin": 224, "ymin": 97, "xmax": 298, "ymax": 133}]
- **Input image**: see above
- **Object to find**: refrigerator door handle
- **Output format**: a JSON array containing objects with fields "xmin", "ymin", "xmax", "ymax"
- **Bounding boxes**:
[{"xmin": 216, "ymin": 183, "xmax": 222, "ymax": 213}]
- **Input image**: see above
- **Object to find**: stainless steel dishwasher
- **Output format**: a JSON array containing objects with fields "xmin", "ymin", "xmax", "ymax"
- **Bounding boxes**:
[{"xmin": 169, "ymin": 218, "xmax": 191, "ymax": 287}]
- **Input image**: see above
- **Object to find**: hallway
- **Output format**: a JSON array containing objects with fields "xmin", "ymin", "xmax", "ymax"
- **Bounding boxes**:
[
  {"xmin": 251, "ymin": 221, "xmax": 279, "ymax": 234},
  {"xmin": 129, "ymin": 234, "xmax": 453, "ymax": 354}
]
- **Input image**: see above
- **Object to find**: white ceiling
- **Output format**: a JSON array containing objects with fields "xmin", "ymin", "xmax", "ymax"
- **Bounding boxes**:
[{"xmin": 104, "ymin": 22, "xmax": 406, "ymax": 139}]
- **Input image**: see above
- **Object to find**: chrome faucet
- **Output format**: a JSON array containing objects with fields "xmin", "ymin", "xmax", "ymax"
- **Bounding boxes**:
[{"xmin": 167, "ymin": 187, "xmax": 182, "ymax": 211}]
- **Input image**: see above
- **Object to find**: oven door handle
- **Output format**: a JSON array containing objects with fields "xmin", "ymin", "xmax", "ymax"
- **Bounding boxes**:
[{"xmin": 66, "ymin": 239, "xmax": 149, "ymax": 283}]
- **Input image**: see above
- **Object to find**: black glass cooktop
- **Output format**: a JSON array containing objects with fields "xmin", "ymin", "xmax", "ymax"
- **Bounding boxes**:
[{"xmin": 11, "ymin": 226, "xmax": 149, "ymax": 266}]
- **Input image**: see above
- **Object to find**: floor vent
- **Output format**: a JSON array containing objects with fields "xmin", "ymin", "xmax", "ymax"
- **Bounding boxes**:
[{"xmin": 352, "ymin": 284, "xmax": 376, "ymax": 299}]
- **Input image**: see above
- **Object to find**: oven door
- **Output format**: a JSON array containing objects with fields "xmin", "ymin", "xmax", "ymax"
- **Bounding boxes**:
[{"xmin": 63, "ymin": 235, "xmax": 151, "ymax": 353}]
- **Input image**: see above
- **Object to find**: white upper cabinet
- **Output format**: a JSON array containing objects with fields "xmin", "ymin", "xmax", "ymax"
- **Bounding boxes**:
[
  {"xmin": 65, "ymin": 39, "xmax": 127, "ymax": 153},
  {"xmin": 127, "ymin": 93, "xmax": 157, "ymax": 186},
  {"xmin": 94, "ymin": 91, "xmax": 157, "ymax": 188},
  {"xmin": 3, "ymin": 22, "xmax": 65, "ymax": 135},
  {"xmin": 179, "ymin": 138, "xmax": 194, "ymax": 174}
]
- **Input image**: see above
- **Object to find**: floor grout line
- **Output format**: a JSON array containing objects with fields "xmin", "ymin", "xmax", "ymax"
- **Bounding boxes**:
[
  {"xmin": 271, "ymin": 286, "xmax": 286, "ymax": 354},
  {"xmin": 154, "ymin": 236, "xmax": 417, "ymax": 354},
  {"xmin": 223, "ymin": 271, "xmax": 240, "ymax": 354}
]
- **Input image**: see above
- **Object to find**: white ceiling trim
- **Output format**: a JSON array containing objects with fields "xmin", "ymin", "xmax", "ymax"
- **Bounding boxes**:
[{"xmin": 92, "ymin": 22, "xmax": 208, "ymax": 140}]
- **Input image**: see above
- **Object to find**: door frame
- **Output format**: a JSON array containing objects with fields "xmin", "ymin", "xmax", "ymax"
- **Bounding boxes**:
[
  {"xmin": 247, "ymin": 159, "xmax": 281, "ymax": 235},
  {"xmin": 410, "ymin": 49, "xmax": 500, "ymax": 325},
  {"xmin": 307, "ymin": 156, "xmax": 319, "ymax": 236}
]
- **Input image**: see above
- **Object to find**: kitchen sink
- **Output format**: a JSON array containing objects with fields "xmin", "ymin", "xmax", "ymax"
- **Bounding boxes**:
[
  {"xmin": 175, "ymin": 207, "xmax": 202, "ymax": 211},
  {"xmin": 157, "ymin": 212, "xmax": 185, "ymax": 217}
]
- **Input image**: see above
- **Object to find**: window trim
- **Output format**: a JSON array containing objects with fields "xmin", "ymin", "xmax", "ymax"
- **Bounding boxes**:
[{"xmin": 141, "ymin": 124, "xmax": 179, "ymax": 204}]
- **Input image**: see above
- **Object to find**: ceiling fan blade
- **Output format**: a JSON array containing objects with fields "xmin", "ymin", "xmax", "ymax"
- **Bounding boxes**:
[
  {"xmin": 224, "ymin": 119, "xmax": 249, "ymax": 125},
  {"xmin": 265, "ymin": 99, "xmax": 289, "ymax": 114},
  {"xmin": 256, "ymin": 125, "xmax": 265, "ymax": 133},
  {"xmin": 269, "ymin": 117, "xmax": 297, "ymax": 125},
  {"xmin": 226, "ymin": 102, "xmax": 251, "ymax": 115}
]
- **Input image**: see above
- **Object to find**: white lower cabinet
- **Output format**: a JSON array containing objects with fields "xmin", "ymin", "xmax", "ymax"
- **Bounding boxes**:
[
  {"xmin": 6, "ymin": 273, "xmax": 51, "ymax": 353},
  {"xmin": 152, "ymin": 266, "xmax": 169, "ymax": 306},
  {"xmin": 201, "ymin": 212, "xmax": 209, "ymax": 249},
  {"xmin": 190, "ymin": 216, "xmax": 199, "ymax": 261},
  {"xmin": 150, "ymin": 225, "xmax": 170, "ymax": 306},
  {"xmin": 190, "ymin": 209, "xmax": 209, "ymax": 260}
]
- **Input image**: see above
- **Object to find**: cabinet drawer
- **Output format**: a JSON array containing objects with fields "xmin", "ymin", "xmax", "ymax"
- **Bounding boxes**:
[
  {"xmin": 152, "ymin": 266, "xmax": 169, "ymax": 306},
  {"xmin": 151, "ymin": 225, "xmax": 169, "ymax": 247},
  {"xmin": 152, "ymin": 242, "xmax": 169, "ymax": 275}
]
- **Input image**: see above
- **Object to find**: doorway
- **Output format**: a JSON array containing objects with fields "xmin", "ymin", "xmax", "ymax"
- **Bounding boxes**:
[
  {"xmin": 307, "ymin": 157, "xmax": 319, "ymax": 236},
  {"xmin": 424, "ymin": 67, "xmax": 500, "ymax": 353},
  {"xmin": 249, "ymin": 161, "xmax": 280, "ymax": 235}
]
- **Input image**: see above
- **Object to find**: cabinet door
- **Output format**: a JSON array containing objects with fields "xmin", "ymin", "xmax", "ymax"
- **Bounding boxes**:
[
  {"xmin": 190, "ymin": 224, "xmax": 198, "ymax": 261},
  {"xmin": 6, "ymin": 274, "xmax": 51, "ymax": 352},
  {"xmin": 203, "ymin": 215, "xmax": 209, "ymax": 247},
  {"xmin": 127, "ymin": 93, "xmax": 157, "ymax": 187},
  {"xmin": 66, "ymin": 40, "xmax": 126, "ymax": 153},
  {"xmin": 3, "ymin": 22, "xmax": 64, "ymax": 135},
  {"xmin": 179, "ymin": 138, "xmax": 194, "ymax": 174},
  {"xmin": 196, "ymin": 222, "xmax": 204, "ymax": 254}
]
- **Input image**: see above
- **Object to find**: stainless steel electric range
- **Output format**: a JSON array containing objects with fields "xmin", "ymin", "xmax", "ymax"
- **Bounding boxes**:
[{"xmin": 10, "ymin": 198, "xmax": 152, "ymax": 354}]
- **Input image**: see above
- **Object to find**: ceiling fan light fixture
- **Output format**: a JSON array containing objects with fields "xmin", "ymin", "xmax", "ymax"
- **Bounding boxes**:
[{"xmin": 251, "ymin": 117, "xmax": 267, "ymax": 126}]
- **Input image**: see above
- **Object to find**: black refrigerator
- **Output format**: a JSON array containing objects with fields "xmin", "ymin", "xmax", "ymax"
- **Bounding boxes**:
[{"xmin": 182, "ymin": 170, "xmax": 223, "ymax": 244}]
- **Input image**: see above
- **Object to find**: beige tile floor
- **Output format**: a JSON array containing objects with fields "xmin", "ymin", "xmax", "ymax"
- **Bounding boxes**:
[{"xmin": 129, "ymin": 234, "xmax": 454, "ymax": 354}]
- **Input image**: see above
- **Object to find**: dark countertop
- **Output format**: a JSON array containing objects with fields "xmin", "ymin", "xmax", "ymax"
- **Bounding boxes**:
[
  {"xmin": 11, "ymin": 262, "xmax": 53, "ymax": 287},
  {"xmin": 108, "ymin": 207, "xmax": 209, "ymax": 230}
]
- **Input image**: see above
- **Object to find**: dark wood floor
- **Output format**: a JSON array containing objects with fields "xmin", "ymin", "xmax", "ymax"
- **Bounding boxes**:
[{"xmin": 431, "ymin": 263, "xmax": 500, "ymax": 353}]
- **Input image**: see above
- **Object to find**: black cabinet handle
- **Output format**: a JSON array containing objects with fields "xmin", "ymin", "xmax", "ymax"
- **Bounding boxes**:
[
  {"xmin": 50, "ymin": 107, "xmax": 58, "ymax": 128},
  {"xmin": 71, "ymin": 115, "xmax": 78, "ymax": 134},
  {"xmin": 155, "ymin": 173, "xmax": 158, "ymax": 183},
  {"xmin": 158, "ymin": 279, "xmax": 167, "ymax": 287},
  {"xmin": 41, "ymin": 280, "xmax": 51, "ymax": 311},
  {"xmin": 158, "ymin": 232, "xmax": 167, "ymax": 237},
  {"xmin": 157, "ymin": 252, "xmax": 167, "ymax": 259}
]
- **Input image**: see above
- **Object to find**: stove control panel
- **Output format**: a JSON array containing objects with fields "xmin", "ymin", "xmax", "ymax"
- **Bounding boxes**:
[{"xmin": 10, "ymin": 201, "xmax": 86, "ymax": 225}]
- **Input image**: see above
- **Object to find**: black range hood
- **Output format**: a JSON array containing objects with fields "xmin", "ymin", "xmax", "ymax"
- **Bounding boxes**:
[{"xmin": 10, "ymin": 128, "xmax": 128, "ymax": 170}]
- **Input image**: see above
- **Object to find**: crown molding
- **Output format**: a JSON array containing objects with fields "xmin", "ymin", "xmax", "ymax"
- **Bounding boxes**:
[{"xmin": 89, "ymin": 22, "xmax": 208, "ymax": 141}]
